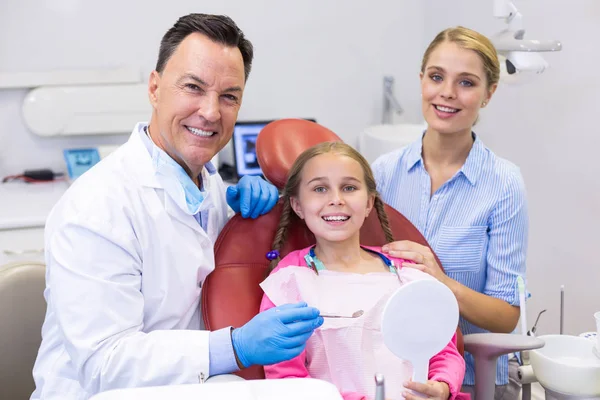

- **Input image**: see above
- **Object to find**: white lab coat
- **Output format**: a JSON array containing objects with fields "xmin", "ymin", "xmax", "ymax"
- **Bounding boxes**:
[{"xmin": 31, "ymin": 124, "xmax": 230, "ymax": 399}]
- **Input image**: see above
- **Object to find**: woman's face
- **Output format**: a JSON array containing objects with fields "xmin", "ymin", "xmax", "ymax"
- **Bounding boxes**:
[{"xmin": 420, "ymin": 41, "xmax": 496, "ymax": 136}]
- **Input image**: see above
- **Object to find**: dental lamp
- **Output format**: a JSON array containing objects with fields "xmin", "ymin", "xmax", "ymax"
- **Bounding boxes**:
[{"xmin": 492, "ymin": 0, "xmax": 562, "ymax": 82}]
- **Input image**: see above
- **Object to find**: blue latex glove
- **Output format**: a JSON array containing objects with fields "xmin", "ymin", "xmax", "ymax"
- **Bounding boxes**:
[
  {"xmin": 231, "ymin": 302, "xmax": 323, "ymax": 367},
  {"xmin": 226, "ymin": 175, "xmax": 279, "ymax": 219}
]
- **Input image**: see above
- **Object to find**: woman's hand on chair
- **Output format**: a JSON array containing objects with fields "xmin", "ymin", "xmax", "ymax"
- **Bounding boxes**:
[
  {"xmin": 402, "ymin": 379, "xmax": 450, "ymax": 399},
  {"xmin": 381, "ymin": 241, "xmax": 448, "ymax": 285}
]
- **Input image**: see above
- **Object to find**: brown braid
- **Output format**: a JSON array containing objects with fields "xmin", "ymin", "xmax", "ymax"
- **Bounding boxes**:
[
  {"xmin": 374, "ymin": 195, "xmax": 394, "ymax": 243},
  {"xmin": 268, "ymin": 199, "xmax": 295, "ymax": 273}
]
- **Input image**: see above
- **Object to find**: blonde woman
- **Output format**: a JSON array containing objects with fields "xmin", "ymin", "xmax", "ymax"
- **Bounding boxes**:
[{"xmin": 374, "ymin": 27, "xmax": 528, "ymax": 399}]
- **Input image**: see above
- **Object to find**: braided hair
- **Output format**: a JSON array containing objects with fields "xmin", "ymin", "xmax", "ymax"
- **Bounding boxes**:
[{"xmin": 268, "ymin": 142, "xmax": 394, "ymax": 272}]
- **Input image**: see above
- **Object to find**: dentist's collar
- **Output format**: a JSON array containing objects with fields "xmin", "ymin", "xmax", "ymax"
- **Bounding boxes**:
[{"xmin": 139, "ymin": 124, "xmax": 217, "ymax": 178}]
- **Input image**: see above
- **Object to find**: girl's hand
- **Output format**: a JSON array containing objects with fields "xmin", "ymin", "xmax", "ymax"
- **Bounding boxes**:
[{"xmin": 402, "ymin": 380, "xmax": 450, "ymax": 399}]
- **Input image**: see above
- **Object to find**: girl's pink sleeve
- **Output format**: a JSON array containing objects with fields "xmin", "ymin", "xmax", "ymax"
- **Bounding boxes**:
[{"xmin": 428, "ymin": 333, "xmax": 466, "ymax": 400}]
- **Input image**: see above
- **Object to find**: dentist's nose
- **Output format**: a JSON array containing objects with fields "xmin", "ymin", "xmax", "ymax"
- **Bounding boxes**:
[{"xmin": 197, "ymin": 93, "xmax": 221, "ymax": 123}]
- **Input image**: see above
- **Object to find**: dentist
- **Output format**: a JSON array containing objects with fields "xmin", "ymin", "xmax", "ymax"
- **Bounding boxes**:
[{"xmin": 31, "ymin": 13, "xmax": 323, "ymax": 400}]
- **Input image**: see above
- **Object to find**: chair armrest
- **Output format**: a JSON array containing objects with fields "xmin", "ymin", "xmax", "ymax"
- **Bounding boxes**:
[
  {"xmin": 463, "ymin": 333, "xmax": 545, "ymax": 359},
  {"xmin": 463, "ymin": 333, "xmax": 545, "ymax": 400}
]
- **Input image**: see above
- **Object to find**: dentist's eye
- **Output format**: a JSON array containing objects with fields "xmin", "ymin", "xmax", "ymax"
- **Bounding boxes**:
[
  {"xmin": 185, "ymin": 83, "xmax": 201, "ymax": 91},
  {"xmin": 222, "ymin": 94, "xmax": 239, "ymax": 103}
]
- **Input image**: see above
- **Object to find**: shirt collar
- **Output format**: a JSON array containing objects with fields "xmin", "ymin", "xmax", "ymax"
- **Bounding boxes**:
[
  {"xmin": 406, "ymin": 132, "xmax": 425, "ymax": 172},
  {"xmin": 459, "ymin": 133, "xmax": 485, "ymax": 186},
  {"xmin": 138, "ymin": 123, "xmax": 217, "ymax": 178},
  {"xmin": 406, "ymin": 131, "xmax": 484, "ymax": 186}
]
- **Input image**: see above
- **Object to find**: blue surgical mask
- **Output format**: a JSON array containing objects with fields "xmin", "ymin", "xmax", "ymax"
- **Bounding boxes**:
[{"xmin": 150, "ymin": 143, "xmax": 205, "ymax": 216}]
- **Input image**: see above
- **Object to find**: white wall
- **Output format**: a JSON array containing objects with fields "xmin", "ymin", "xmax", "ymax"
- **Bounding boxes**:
[
  {"xmin": 1, "ymin": 0, "xmax": 598, "ymax": 336},
  {"xmin": 422, "ymin": 0, "xmax": 600, "ymax": 335},
  {"xmin": 0, "ymin": 0, "xmax": 425, "ymax": 175}
]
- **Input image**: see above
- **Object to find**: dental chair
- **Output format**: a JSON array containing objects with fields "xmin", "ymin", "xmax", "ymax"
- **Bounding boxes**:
[
  {"xmin": 201, "ymin": 119, "xmax": 544, "ymax": 399},
  {"xmin": 0, "ymin": 261, "xmax": 46, "ymax": 399}
]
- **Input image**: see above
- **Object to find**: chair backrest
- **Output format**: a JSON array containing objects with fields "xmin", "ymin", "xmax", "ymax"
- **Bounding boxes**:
[
  {"xmin": 202, "ymin": 119, "xmax": 462, "ymax": 380},
  {"xmin": 0, "ymin": 262, "xmax": 46, "ymax": 398}
]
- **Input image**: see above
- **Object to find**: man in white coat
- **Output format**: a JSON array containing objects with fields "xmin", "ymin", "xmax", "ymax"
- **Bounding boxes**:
[{"xmin": 30, "ymin": 13, "xmax": 323, "ymax": 400}]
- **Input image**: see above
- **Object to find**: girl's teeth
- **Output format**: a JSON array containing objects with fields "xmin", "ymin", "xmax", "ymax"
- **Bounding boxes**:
[
  {"xmin": 188, "ymin": 127, "xmax": 214, "ymax": 137},
  {"xmin": 435, "ymin": 105, "xmax": 458, "ymax": 113},
  {"xmin": 323, "ymin": 216, "xmax": 349, "ymax": 221}
]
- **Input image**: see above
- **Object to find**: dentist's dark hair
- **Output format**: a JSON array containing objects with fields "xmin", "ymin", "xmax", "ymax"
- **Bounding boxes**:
[
  {"xmin": 155, "ymin": 13, "xmax": 254, "ymax": 81},
  {"xmin": 267, "ymin": 142, "xmax": 394, "ymax": 273}
]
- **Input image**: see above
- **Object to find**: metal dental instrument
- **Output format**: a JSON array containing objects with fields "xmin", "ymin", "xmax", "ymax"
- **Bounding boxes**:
[
  {"xmin": 560, "ymin": 285, "xmax": 565, "ymax": 334},
  {"xmin": 528, "ymin": 309, "xmax": 547, "ymax": 337},
  {"xmin": 321, "ymin": 310, "xmax": 364, "ymax": 319},
  {"xmin": 374, "ymin": 373, "xmax": 385, "ymax": 400}
]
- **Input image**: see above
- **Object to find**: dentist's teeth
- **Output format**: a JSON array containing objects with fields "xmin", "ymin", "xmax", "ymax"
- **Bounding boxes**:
[
  {"xmin": 188, "ymin": 127, "xmax": 214, "ymax": 137},
  {"xmin": 435, "ymin": 105, "xmax": 459, "ymax": 113},
  {"xmin": 323, "ymin": 216, "xmax": 349, "ymax": 221}
]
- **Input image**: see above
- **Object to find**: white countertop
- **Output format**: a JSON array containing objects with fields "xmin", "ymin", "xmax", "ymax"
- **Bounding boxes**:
[
  {"xmin": 0, "ymin": 178, "xmax": 232, "ymax": 230},
  {"xmin": 90, "ymin": 378, "xmax": 344, "ymax": 400},
  {"xmin": 0, "ymin": 181, "xmax": 69, "ymax": 230}
]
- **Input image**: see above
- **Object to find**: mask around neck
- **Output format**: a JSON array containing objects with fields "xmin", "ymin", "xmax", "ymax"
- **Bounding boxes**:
[{"xmin": 149, "ymin": 138, "xmax": 206, "ymax": 216}]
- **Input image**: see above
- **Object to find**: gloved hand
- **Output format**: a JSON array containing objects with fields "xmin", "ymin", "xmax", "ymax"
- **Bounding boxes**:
[
  {"xmin": 231, "ymin": 302, "xmax": 323, "ymax": 368},
  {"xmin": 226, "ymin": 175, "xmax": 279, "ymax": 219}
]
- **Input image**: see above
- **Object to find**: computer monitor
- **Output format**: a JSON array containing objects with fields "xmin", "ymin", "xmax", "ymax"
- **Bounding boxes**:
[
  {"xmin": 63, "ymin": 148, "xmax": 101, "ymax": 180},
  {"xmin": 231, "ymin": 119, "xmax": 315, "ymax": 181},
  {"xmin": 232, "ymin": 120, "xmax": 271, "ymax": 181}
]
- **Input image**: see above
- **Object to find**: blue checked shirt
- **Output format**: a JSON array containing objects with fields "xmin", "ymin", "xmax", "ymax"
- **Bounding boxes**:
[{"xmin": 372, "ymin": 133, "xmax": 529, "ymax": 386}]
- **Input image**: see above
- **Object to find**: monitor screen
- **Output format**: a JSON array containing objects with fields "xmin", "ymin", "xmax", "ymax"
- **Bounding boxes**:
[
  {"xmin": 63, "ymin": 148, "xmax": 101, "ymax": 180},
  {"xmin": 231, "ymin": 119, "xmax": 317, "ymax": 181},
  {"xmin": 232, "ymin": 121, "xmax": 271, "ymax": 179}
]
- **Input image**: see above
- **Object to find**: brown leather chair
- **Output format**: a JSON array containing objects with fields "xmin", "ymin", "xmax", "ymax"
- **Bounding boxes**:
[
  {"xmin": 202, "ymin": 118, "xmax": 463, "ymax": 380},
  {"xmin": 0, "ymin": 261, "xmax": 46, "ymax": 399}
]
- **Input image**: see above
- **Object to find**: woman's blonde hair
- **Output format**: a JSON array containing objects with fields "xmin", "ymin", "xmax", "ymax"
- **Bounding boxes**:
[
  {"xmin": 268, "ymin": 142, "xmax": 394, "ymax": 272},
  {"xmin": 421, "ymin": 26, "xmax": 500, "ymax": 88}
]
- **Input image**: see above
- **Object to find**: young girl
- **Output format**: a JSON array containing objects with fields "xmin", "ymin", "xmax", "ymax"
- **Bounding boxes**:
[{"xmin": 259, "ymin": 142, "xmax": 466, "ymax": 400}]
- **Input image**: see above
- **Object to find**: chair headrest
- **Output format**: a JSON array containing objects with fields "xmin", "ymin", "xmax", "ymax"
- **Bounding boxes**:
[{"xmin": 256, "ymin": 119, "xmax": 342, "ymax": 189}]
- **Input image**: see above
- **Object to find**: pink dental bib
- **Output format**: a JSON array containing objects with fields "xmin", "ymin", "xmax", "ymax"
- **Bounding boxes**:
[{"xmin": 260, "ymin": 266, "xmax": 435, "ymax": 400}]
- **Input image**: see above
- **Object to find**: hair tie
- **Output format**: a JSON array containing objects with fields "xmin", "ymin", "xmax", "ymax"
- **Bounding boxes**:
[{"xmin": 266, "ymin": 250, "xmax": 280, "ymax": 261}]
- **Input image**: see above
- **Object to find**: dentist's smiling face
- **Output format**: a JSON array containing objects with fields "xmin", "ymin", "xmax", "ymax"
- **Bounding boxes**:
[
  {"xmin": 147, "ymin": 32, "xmax": 245, "ymax": 180},
  {"xmin": 290, "ymin": 152, "xmax": 374, "ymax": 246},
  {"xmin": 420, "ymin": 41, "xmax": 496, "ymax": 137}
]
